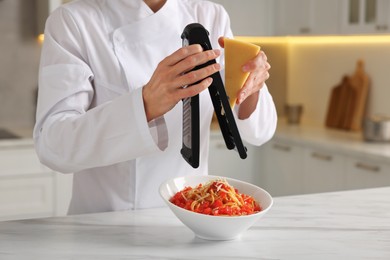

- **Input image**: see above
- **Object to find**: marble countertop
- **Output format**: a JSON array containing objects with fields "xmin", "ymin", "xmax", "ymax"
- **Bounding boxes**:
[
  {"xmin": 274, "ymin": 120, "xmax": 390, "ymax": 163},
  {"xmin": 0, "ymin": 187, "xmax": 389, "ymax": 259},
  {"xmin": 3, "ymin": 121, "xmax": 390, "ymax": 161},
  {"xmin": 0, "ymin": 138, "xmax": 34, "ymax": 148},
  {"xmin": 0, "ymin": 127, "xmax": 34, "ymax": 148}
]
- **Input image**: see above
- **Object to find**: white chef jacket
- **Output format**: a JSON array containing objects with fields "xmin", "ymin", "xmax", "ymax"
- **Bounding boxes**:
[{"xmin": 34, "ymin": 0, "xmax": 277, "ymax": 215}]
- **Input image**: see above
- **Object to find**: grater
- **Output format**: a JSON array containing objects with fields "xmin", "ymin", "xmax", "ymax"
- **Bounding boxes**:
[{"xmin": 180, "ymin": 23, "xmax": 247, "ymax": 168}]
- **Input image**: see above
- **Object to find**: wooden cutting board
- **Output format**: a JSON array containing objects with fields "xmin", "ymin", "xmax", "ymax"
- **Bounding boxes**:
[
  {"xmin": 349, "ymin": 60, "xmax": 370, "ymax": 131},
  {"xmin": 325, "ymin": 60, "xmax": 369, "ymax": 131},
  {"xmin": 325, "ymin": 76, "xmax": 345, "ymax": 128},
  {"xmin": 325, "ymin": 76, "xmax": 356, "ymax": 129}
]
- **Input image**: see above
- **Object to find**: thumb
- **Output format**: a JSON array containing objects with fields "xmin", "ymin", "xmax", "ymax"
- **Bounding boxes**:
[{"xmin": 218, "ymin": 37, "xmax": 225, "ymax": 48}]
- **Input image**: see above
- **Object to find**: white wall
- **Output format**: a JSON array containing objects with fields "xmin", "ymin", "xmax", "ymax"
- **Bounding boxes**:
[
  {"xmin": 0, "ymin": 0, "xmax": 41, "ymax": 130},
  {"xmin": 287, "ymin": 39, "xmax": 390, "ymax": 126}
]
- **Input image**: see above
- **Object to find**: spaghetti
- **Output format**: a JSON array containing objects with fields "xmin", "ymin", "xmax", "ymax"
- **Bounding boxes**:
[{"xmin": 170, "ymin": 178, "xmax": 262, "ymax": 216}]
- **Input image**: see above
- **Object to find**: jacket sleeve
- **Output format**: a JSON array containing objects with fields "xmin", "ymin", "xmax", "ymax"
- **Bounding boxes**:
[
  {"xmin": 234, "ymin": 84, "xmax": 278, "ymax": 146},
  {"xmin": 34, "ymin": 8, "xmax": 163, "ymax": 173}
]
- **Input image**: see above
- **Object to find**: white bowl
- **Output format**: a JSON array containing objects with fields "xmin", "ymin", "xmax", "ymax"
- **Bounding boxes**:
[{"xmin": 159, "ymin": 175, "xmax": 273, "ymax": 240}]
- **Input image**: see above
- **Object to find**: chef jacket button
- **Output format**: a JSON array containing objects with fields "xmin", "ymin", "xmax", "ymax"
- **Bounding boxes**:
[{"xmin": 114, "ymin": 35, "xmax": 123, "ymax": 43}]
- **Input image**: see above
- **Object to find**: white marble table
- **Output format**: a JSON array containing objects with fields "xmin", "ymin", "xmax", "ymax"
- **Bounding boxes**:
[{"xmin": 1, "ymin": 187, "xmax": 389, "ymax": 260}]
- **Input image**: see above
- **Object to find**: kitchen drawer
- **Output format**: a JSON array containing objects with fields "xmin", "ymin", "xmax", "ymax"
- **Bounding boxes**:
[
  {"xmin": 0, "ymin": 146, "xmax": 51, "ymax": 177},
  {"xmin": 0, "ymin": 175, "xmax": 54, "ymax": 221},
  {"xmin": 346, "ymin": 157, "xmax": 390, "ymax": 190},
  {"xmin": 260, "ymin": 139, "xmax": 304, "ymax": 196},
  {"xmin": 209, "ymin": 132, "xmax": 256, "ymax": 184},
  {"xmin": 303, "ymin": 147, "xmax": 346, "ymax": 193}
]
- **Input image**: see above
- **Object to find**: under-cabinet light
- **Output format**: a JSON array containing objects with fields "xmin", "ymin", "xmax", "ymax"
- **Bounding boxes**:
[{"xmin": 236, "ymin": 35, "xmax": 390, "ymax": 45}]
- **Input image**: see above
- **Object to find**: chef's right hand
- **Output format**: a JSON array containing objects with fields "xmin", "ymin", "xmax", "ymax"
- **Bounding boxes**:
[{"xmin": 142, "ymin": 44, "xmax": 221, "ymax": 122}]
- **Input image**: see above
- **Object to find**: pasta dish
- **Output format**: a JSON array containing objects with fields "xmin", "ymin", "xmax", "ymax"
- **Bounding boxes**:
[{"xmin": 170, "ymin": 178, "xmax": 261, "ymax": 216}]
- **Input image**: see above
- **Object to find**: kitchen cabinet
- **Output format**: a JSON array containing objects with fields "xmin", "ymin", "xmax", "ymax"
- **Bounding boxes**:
[
  {"xmin": 0, "ymin": 177, "xmax": 53, "ymax": 221},
  {"xmin": 54, "ymin": 171, "xmax": 73, "ymax": 216},
  {"xmin": 0, "ymin": 142, "xmax": 72, "ymax": 221},
  {"xmin": 258, "ymin": 139, "xmax": 347, "ymax": 196},
  {"xmin": 208, "ymin": 131, "xmax": 257, "ymax": 184},
  {"xmin": 212, "ymin": 0, "xmax": 339, "ymax": 36},
  {"xmin": 273, "ymin": 0, "xmax": 341, "ymax": 36},
  {"xmin": 274, "ymin": 0, "xmax": 313, "ymax": 35},
  {"xmin": 340, "ymin": 0, "xmax": 390, "ymax": 34},
  {"xmin": 302, "ymin": 147, "xmax": 346, "ymax": 193},
  {"xmin": 0, "ymin": 144, "xmax": 53, "ymax": 221},
  {"xmin": 258, "ymin": 139, "xmax": 304, "ymax": 196},
  {"xmin": 258, "ymin": 122, "xmax": 390, "ymax": 197},
  {"xmin": 273, "ymin": 0, "xmax": 390, "ymax": 36},
  {"xmin": 260, "ymin": 141, "xmax": 348, "ymax": 196},
  {"xmin": 346, "ymin": 156, "xmax": 390, "ymax": 189},
  {"xmin": 209, "ymin": 0, "xmax": 275, "ymax": 36}
]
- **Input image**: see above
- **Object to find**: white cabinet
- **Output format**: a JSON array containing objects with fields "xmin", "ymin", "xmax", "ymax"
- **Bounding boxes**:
[
  {"xmin": 0, "ymin": 143, "xmax": 72, "ymax": 221},
  {"xmin": 274, "ymin": 0, "xmax": 313, "ymax": 35},
  {"xmin": 273, "ymin": 0, "xmax": 341, "ymax": 35},
  {"xmin": 54, "ymin": 171, "xmax": 73, "ymax": 216},
  {"xmin": 209, "ymin": 0, "xmax": 275, "ymax": 36},
  {"xmin": 346, "ymin": 156, "xmax": 390, "ymax": 189},
  {"xmin": 259, "ymin": 140, "xmax": 346, "ymax": 196},
  {"xmin": 259, "ymin": 139, "xmax": 304, "ymax": 196},
  {"xmin": 272, "ymin": 0, "xmax": 390, "ymax": 36},
  {"xmin": 202, "ymin": 0, "xmax": 390, "ymax": 36},
  {"xmin": 302, "ymin": 147, "xmax": 346, "ymax": 193},
  {"xmin": 340, "ymin": 0, "xmax": 390, "ymax": 34},
  {"xmin": 0, "ymin": 177, "xmax": 53, "ymax": 221},
  {"xmin": 257, "ymin": 134, "xmax": 390, "ymax": 197},
  {"xmin": 0, "ymin": 144, "xmax": 54, "ymax": 221},
  {"xmin": 208, "ymin": 132, "xmax": 257, "ymax": 184}
]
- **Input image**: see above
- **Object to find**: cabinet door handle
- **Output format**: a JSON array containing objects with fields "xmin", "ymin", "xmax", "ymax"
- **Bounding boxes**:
[
  {"xmin": 311, "ymin": 152, "xmax": 332, "ymax": 161},
  {"xmin": 376, "ymin": 24, "xmax": 388, "ymax": 31},
  {"xmin": 273, "ymin": 144, "xmax": 291, "ymax": 152},
  {"xmin": 355, "ymin": 163, "xmax": 380, "ymax": 173},
  {"xmin": 299, "ymin": 27, "xmax": 311, "ymax": 34}
]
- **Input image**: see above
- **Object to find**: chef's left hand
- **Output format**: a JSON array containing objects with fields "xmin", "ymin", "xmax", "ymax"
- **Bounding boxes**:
[{"xmin": 218, "ymin": 37, "xmax": 271, "ymax": 119}]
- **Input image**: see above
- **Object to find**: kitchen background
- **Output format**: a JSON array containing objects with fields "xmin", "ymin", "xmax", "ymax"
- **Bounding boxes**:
[
  {"xmin": 2, "ymin": 0, "xmax": 390, "ymax": 130},
  {"xmin": 0, "ymin": 0, "xmax": 40, "ymax": 130},
  {"xmin": 1, "ymin": 0, "xmax": 390, "ymax": 221}
]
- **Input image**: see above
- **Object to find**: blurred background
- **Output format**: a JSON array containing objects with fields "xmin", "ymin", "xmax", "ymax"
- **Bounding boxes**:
[
  {"xmin": 1, "ymin": 0, "xmax": 390, "ymax": 222},
  {"xmin": 0, "ymin": 0, "xmax": 40, "ymax": 131}
]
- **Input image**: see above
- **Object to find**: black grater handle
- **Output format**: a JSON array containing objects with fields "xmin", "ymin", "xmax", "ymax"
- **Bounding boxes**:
[{"xmin": 180, "ymin": 23, "xmax": 247, "ymax": 168}]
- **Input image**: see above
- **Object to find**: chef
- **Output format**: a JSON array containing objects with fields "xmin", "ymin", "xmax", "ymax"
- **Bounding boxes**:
[{"xmin": 34, "ymin": 0, "xmax": 277, "ymax": 215}]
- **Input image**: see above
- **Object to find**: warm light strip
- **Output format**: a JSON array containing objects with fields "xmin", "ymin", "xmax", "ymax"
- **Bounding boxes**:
[
  {"xmin": 236, "ymin": 35, "xmax": 390, "ymax": 45},
  {"xmin": 236, "ymin": 36, "xmax": 287, "ymax": 45},
  {"xmin": 36, "ymin": 34, "xmax": 390, "ymax": 45},
  {"xmin": 38, "ymin": 34, "xmax": 45, "ymax": 44}
]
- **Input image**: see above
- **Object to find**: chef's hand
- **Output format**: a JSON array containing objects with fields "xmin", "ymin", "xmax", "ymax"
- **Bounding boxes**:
[
  {"xmin": 142, "ymin": 44, "xmax": 221, "ymax": 122},
  {"xmin": 218, "ymin": 37, "xmax": 271, "ymax": 119}
]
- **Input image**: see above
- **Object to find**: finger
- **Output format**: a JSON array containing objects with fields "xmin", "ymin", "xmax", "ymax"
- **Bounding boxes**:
[
  {"xmin": 178, "ymin": 62, "xmax": 221, "ymax": 87},
  {"xmin": 178, "ymin": 77, "xmax": 213, "ymax": 99},
  {"xmin": 237, "ymin": 81, "xmax": 254, "ymax": 104},
  {"xmin": 175, "ymin": 49, "xmax": 221, "ymax": 75},
  {"xmin": 247, "ymin": 70, "xmax": 270, "ymax": 90},
  {"xmin": 238, "ymin": 70, "xmax": 269, "ymax": 104},
  {"xmin": 164, "ymin": 44, "xmax": 203, "ymax": 66},
  {"xmin": 242, "ymin": 51, "xmax": 268, "ymax": 72},
  {"xmin": 218, "ymin": 37, "xmax": 225, "ymax": 48}
]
